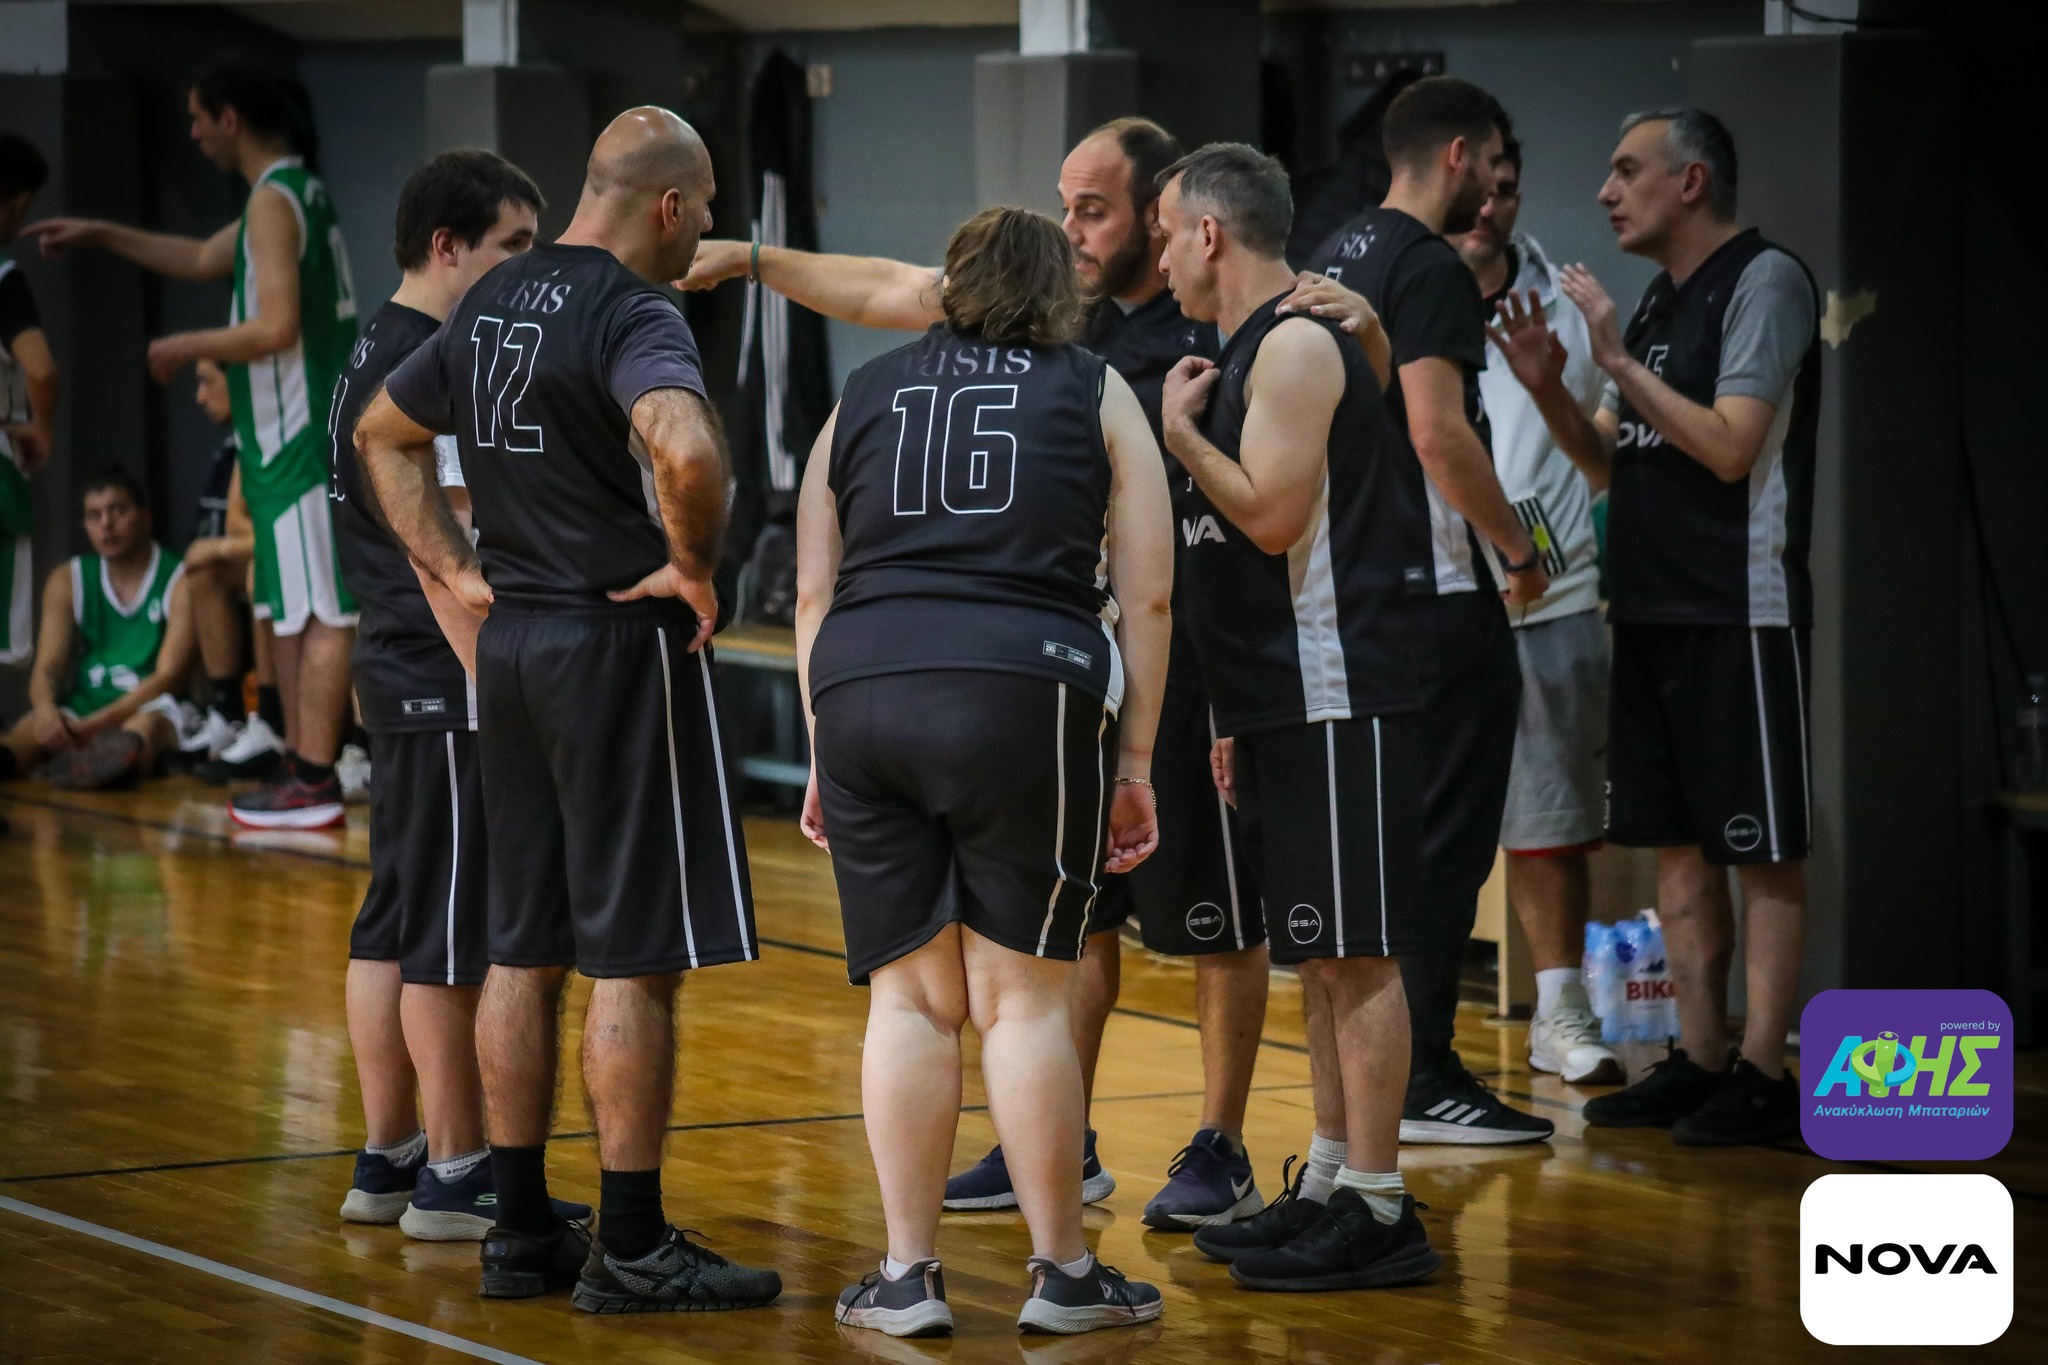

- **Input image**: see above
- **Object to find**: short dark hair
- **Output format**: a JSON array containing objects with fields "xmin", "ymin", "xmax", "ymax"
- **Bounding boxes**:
[
  {"xmin": 1500, "ymin": 135, "xmax": 1523, "ymax": 177},
  {"xmin": 192, "ymin": 57, "xmax": 321, "ymax": 169},
  {"xmin": 82, "ymin": 466, "xmax": 144, "ymax": 509},
  {"xmin": 0, "ymin": 132, "xmax": 49, "ymax": 200},
  {"xmin": 941, "ymin": 207, "xmax": 1083, "ymax": 346},
  {"xmin": 1087, "ymin": 116, "xmax": 1182, "ymax": 213},
  {"xmin": 1622, "ymin": 107, "xmax": 1737, "ymax": 221},
  {"xmin": 1382, "ymin": 76, "xmax": 1513, "ymax": 174},
  {"xmin": 393, "ymin": 149, "xmax": 545, "ymax": 272},
  {"xmin": 1156, "ymin": 142, "xmax": 1292, "ymax": 258}
]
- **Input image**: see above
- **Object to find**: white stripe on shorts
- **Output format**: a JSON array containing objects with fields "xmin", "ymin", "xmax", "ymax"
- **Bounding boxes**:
[
  {"xmin": 1075, "ymin": 705, "xmax": 1108, "ymax": 955},
  {"xmin": 698, "ymin": 651, "xmax": 753, "ymax": 960},
  {"xmin": 444, "ymin": 732, "xmax": 461, "ymax": 985},
  {"xmin": 1373, "ymin": 716, "xmax": 1388, "ymax": 955},
  {"xmin": 1037, "ymin": 683, "xmax": 1071, "ymax": 956},
  {"xmin": 1208, "ymin": 706, "xmax": 1246, "ymax": 950},
  {"xmin": 1749, "ymin": 628, "xmax": 1781, "ymax": 861},
  {"xmin": 1325, "ymin": 722, "xmax": 1345, "ymax": 957},
  {"xmin": 655, "ymin": 626, "xmax": 700, "ymax": 969}
]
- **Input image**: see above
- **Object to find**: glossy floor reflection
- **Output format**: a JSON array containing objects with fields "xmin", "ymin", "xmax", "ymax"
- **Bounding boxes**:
[{"xmin": 1, "ymin": 780, "xmax": 2039, "ymax": 1363}]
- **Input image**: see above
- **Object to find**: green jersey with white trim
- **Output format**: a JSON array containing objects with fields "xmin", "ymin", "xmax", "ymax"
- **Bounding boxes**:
[
  {"xmin": 65, "ymin": 543, "xmax": 183, "ymax": 714},
  {"xmin": 228, "ymin": 158, "xmax": 358, "ymax": 512}
]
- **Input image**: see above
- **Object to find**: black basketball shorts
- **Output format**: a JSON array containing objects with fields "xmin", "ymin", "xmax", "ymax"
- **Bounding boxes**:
[
  {"xmin": 813, "ymin": 670, "xmax": 1116, "ymax": 986},
  {"xmin": 475, "ymin": 600, "xmax": 757, "ymax": 977},
  {"xmin": 1607, "ymin": 622, "xmax": 1811, "ymax": 865},
  {"xmin": 1417, "ymin": 589, "xmax": 1522, "ymax": 946},
  {"xmin": 1232, "ymin": 714, "xmax": 1425, "ymax": 965},
  {"xmin": 349, "ymin": 729, "xmax": 489, "ymax": 986},
  {"xmin": 1093, "ymin": 684, "xmax": 1265, "ymax": 955}
]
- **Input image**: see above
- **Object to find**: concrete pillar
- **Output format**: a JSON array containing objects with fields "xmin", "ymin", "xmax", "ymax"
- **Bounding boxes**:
[{"xmin": 426, "ymin": 65, "xmax": 590, "ymax": 241}]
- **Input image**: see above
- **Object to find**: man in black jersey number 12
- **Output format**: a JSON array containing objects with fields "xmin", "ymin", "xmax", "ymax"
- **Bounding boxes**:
[
  {"xmin": 1157, "ymin": 145, "xmax": 1442, "ymax": 1295},
  {"xmin": 1503, "ymin": 110, "xmax": 1820, "ymax": 1147},
  {"xmin": 356, "ymin": 109, "xmax": 780, "ymax": 1315}
]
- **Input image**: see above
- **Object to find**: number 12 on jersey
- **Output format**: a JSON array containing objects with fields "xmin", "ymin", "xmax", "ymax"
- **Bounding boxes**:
[
  {"xmin": 891, "ymin": 384, "xmax": 1018, "ymax": 516},
  {"xmin": 470, "ymin": 316, "xmax": 544, "ymax": 453}
]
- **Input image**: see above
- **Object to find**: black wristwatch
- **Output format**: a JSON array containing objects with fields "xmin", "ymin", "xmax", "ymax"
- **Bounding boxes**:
[{"xmin": 1502, "ymin": 545, "xmax": 1543, "ymax": 575}]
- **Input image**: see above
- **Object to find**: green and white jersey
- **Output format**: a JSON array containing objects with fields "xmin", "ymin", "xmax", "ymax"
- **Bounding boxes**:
[
  {"xmin": 228, "ymin": 157, "xmax": 358, "ymax": 514},
  {"xmin": 65, "ymin": 543, "xmax": 183, "ymax": 715}
]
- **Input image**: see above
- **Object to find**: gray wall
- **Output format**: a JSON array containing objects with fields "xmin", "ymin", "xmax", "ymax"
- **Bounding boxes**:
[
  {"xmin": 1269, "ymin": 1, "xmax": 1757, "ymax": 303},
  {"xmin": 743, "ymin": 27, "xmax": 1013, "ymax": 390}
]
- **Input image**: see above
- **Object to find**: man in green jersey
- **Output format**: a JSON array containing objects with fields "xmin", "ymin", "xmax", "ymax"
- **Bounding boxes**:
[
  {"xmin": 25, "ymin": 59, "xmax": 359, "ymax": 826},
  {"xmin": 1, "ymin": 468, "xmax": 194, "ymax": 789},
  {"xmin": 1, "ymin": 132, "xmax": 60, "ymax": 669}
]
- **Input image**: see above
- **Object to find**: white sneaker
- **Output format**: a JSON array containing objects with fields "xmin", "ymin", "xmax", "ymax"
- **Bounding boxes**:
[
  {"xmin": 1529, "ymin": 1005, "xmax": 1624, "ymax": 1084},
  {"xmin": 179, "ymin": 707, "xmax": 240, "ymax": 758},
  {"xmin": 337, "ymin": 743, "xmax": 372, "ymax": 803},
  {"xmin": 216, "ymin": 713, "xmax": 283, "ymax": 766}
]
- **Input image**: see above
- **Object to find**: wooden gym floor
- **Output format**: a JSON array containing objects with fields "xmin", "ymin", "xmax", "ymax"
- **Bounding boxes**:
[{"xmin": 0, "ymin": 778, "xmax": 2040, "ymax": 1363}]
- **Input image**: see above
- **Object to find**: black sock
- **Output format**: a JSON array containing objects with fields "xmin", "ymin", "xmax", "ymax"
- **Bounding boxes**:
[
  {"xmin": 296, "ymin": 756, "xmax": 335, "ymax": 786},
  {"xmin": 209, "ymin": 675, "xmax": 242, "ymax": 716},
  {"xmin": 599, "ymin": 1168, "xmax": 666, "ymax": 1261},
  {"xmin": 0, "ymin": 748, "xmax": 17, "ymax": 781},
  {"xmin": 257, "ymin": 684, "xmax": 285, "ymax": 733},
  {"xmin": 489, "ymin": 1145, "xmax": 556, "ymax": 1235}
]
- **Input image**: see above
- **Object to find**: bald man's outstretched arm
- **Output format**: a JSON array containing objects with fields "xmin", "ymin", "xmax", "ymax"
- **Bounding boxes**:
[{"xmin": 676, "ymin": 241, "xmax": 944, "ymax": 333}]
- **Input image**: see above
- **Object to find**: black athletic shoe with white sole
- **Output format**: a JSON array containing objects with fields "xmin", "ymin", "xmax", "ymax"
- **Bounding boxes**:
[
  {"xmin": 836, "ymin": 1260, "xmax": 954, "ymax": 1338},
  {"xmin": 572, "ymin": 1226, "xmax": 781, "ymax": 1313},
  {"xmin": 1191, "ymin": 1155, "xmax": 1324, "ymax": 1264},
  {"xmin": 1671, "ymin": 1057, "xmax": 1799, "ymax": 1147},
  {"xmin": 1400, "ymin": 1068, "xmax": 1553, "ymax": 1145},
  {"xmin": 479, "ymin": 1218, "xmax": 592, "ymax": 1299},
  {"xmin": 1581, "ymin": 1045, "xmax": 1728, "ymax": 1129},
  {"xmin": 1229, "ymin": 1190, "xmax": 1441, "ymax": 1292},
  {"xmin": 1016, "ymin": 1258, "xmax": 1162, "ymax": 1334}
]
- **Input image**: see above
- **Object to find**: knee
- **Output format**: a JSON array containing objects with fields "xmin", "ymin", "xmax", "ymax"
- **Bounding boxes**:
[
  {"xmin": 877, "ymin": 981, "xmax": 969, "ymax": 1038},
  {"xmin": 487, "ymin": 964, "xmax": 570, "ymax": 1003}
]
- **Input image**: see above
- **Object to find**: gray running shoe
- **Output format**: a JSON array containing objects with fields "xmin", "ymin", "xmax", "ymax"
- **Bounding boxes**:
[
  {"xmin": 1016, "ymin": 1257, "xmax": 1162, "ymax": 1335},
  {"xmin": 836, "ymin": 1259, "xmax": 954, "ymax": 1337},
  {"xmin": 571, "ymin": 1226, "xmax": 781, "ymax": 1313}
]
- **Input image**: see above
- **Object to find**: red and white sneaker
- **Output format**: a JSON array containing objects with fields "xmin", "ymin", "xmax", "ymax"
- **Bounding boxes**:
[{"xmin": 230, "ymin": 769, "xmax": 345, "ymax": 829}]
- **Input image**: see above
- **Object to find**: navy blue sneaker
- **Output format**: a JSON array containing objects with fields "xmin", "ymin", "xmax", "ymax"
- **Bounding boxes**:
[
  {"xmin": 1141, "ymin": 1128, "xmax": 1262, "ymax": 1230},
  {"xmin": 398, "ymin": 1162, "xmax": 594, "ymax": 1242},
  {"xmin": 944, "ymin": 1130, "xmax": 1116, "ymax": 1212},
  {"xmin": 339, "ymin": 1148, "xmax": 425, "ymax": 1224}
]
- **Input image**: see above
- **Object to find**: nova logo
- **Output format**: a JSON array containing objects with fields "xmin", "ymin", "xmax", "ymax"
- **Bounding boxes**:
[
  {"xmin": 1801, "ymin": 1174, "xmax": 2011, "ymax": 1346},
  {"xmin": 1181, "ymin": 515, "xmax": 1225, "ymax": 546},
  {"xmin": 1814, "ymin": 1243, "xmax": 1996, "ymax": 1275},
  {"xmin": 1615, "ymin": 420, "xmax": 1666, "ymax": 450}
]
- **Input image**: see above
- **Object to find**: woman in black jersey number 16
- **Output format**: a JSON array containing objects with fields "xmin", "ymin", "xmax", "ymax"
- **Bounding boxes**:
[{"xmin": 794, "ymin": 207, "xmax": 1174, "ymax": 1338}]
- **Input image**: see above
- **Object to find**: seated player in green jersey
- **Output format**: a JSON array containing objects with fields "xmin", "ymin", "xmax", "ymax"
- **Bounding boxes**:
[{"xmin": 1, "ymin": 468, "xmax": 195, "ymax": 789}]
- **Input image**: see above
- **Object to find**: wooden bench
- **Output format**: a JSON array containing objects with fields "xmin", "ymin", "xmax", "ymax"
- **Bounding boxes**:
[{"xmin": 710, "ymin": 623, "xmax": 807, "ymax": 791}]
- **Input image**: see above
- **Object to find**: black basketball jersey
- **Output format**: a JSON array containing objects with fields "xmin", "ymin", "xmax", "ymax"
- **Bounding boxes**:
[
  {"xmin": 1177, "ymin": 296, "xmax": 1430, "ymax": 735},
  {"xmin": 1609, "ymin": 229, "xmax": 1820, "ymax": 627},
  {"xmin": 1305, "ymin": 207, "xmax": 1494, "ymax": 596},
  {"xmin": 809, "ymin": 324, "xmax": 1119, "ymax": 705},
  {"xmin": 1081, "ymin": 288, "xmax": 1218, "ymax": 692},
  {"xmin": 382, "ymin": 243, "xmax": 708, "ymax": 604},
  {"xmin": 329, "ymin": 301, "xmax": 471, "ymax": 733}
]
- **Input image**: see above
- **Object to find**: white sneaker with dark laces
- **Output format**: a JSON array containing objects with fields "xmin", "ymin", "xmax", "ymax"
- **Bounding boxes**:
[{"xmin": 1529, "ymin": 1004, "xmax": 1624, "ymax": 1084}]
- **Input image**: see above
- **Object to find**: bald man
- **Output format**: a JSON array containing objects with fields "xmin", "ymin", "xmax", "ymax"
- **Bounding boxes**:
[
  {"xmin": 681, "ymin": 116, "xmax": 1274, "ymax": 1236},
  {"xmin": 356, "ymin": 108, "xmax": 779, "ymax": 1315}
]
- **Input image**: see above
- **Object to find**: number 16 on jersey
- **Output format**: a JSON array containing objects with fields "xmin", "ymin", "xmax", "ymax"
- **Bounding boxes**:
[{"xmin": 891, "ymin": 384, "xmax": 1018, "ymax": 516}]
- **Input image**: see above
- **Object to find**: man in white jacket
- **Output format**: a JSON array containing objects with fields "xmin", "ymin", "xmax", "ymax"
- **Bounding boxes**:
[{"xmin": 1454, "ymin": 140, "xmax": 1622, "ymax": 1084}]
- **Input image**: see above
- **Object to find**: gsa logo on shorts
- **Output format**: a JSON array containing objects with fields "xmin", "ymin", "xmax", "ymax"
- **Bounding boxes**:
[
  {"xmin": 1184, "ymin": 902, "xmax": 1225, "ymax": 942},
  {"xmin": 1724, "ymin": 814, "xmax": 1763, "ymax": 852},
  {"xmin": 1287, "ymin": 903, "xmax": 1323, "ymax": 944}
]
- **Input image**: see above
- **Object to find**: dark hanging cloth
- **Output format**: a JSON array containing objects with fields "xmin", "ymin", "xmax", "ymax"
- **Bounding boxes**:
[
  {"xmin": 727, "ymin": 48, "xmax": 831, "ymax": 625},
  {"xmin": 1285, "ymin": 66, "xmax": 1428, "ymax": 270}
]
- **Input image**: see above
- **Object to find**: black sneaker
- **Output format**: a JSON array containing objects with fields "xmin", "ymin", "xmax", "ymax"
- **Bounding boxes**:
[
  {"xmin": 1229, "ymin": 1189, "xmax": 1441, "ymax": 1292},
  {"xmin": 1672, "ymin": 1057, "xmax": 1799, "ymax": 1147},
  {"xmin": 1016, "ymin": 1257, "xmax": 1162, "ymax": 1334},
  {"xmin": 572, "ymin": 1226, "xmax": 781, "ymax": 1313},
  {"xmin": 1400, "ymin": 1067, "xmax": 1553, "ymax": 1145},
  {"xmin": 836, "ymin": 1259, "xmax": 953, "ymax": 1338},
  {"xmin": 480, "ymin": 1218, "xmax": 592, "ymax": 1299},
  {"xmin": 1581, "ymin": 1045, "xmax": 1727, "ymax": 1129},
  {"xmin": 1191, "ymin": 1155, "xmax": 1325, "ymax": 1264}
]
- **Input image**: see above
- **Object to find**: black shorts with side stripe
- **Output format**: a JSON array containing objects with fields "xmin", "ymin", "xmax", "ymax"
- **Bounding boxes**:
[
  {"xmin": 1091, "ymin": 684, "xmax": 1265, "ymax": 955},
  {"xmin": 1233, "ymin": 714, "xmax": 1426, "ymax": 965},
  {"xmin": 475, "ymin": 600, "xmax": 757, "ymax": 977},
  {"xmin": 814, "ymin": 670, "xmax": 1116, "ymax": 986},
  {"xmin": 349, "ymin": 729, "xmax": 489, "ymax": 986},
  {"xmin": 1607, "ymin": 622, "xmax": 1811, "ymax": 865}
]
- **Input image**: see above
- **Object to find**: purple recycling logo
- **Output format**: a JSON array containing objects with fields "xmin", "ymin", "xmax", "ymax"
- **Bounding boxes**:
[{"xmin": 1800, "ymin": 989, "xmax": 2012, "ymax": 1161}]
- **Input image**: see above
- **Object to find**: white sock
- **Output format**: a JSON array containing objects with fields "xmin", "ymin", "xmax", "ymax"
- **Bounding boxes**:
[
  {"xmin": 366, "ymin": 1130, "xmax": 425, "ymax": 1167},
  {"xmin": 1301, "ymin": 1133, "xmax": 1346, "ymax": 1205},
  {"xmin": 1535, "ymin": 967, "xmax": 1588, "ymax": 1017},
  {"xmin": 1055, "ymin": 1251, "xmax": 1094, "ymax": 1278},
  {"xmin": 1334, "ymin": 1167, "xmax": 1407, "ymax": 1225},
  {"xmin": 882, "ymin": 1255, "xmax": 924, "ymax": 1280},
  {"xmin": 428, "ymin": 1146, "xmax": 488, "ymax": 1182}
]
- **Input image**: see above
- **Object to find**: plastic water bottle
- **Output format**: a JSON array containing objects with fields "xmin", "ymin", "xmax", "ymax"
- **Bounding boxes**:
[
  {"xmin": 1583, "ymin": 921, "xmax": 1622, "ymax": 1044},
  {"xmin": 2017, "ymin": 674, "xmax": 2047, "ymax": 791}
]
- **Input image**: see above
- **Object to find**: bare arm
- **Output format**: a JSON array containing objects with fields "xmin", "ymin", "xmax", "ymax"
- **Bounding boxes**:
[
  {"xmin": 78, "ymin": 574, "xmax": 198, "ymax": 736},
  {"xmin": 604, "ymin": 388, "xmax": 731, "ymax": 649},
  {"xmin": 21, "ymin": 218, "xmax": 237, "ymax": 281},
  {"xmin": 27, "ymin": 567, "xmax": 77, "ymax": 749},
  {"xmin": 412, "ymin": 488, "xmax": 482, "ymax": 675},
  {"xmin": 677, "ymin": 240, "xmax": 943, "ymax": 333},
  {"xmin": 1276, "ymin": 272, "xmax": 1392, "ymax": 388},
  {"xmin": 1404, "ymin": 355, "xmax": 1547, "ymax": 605},
  {"xmin": 1101, "ymin": 368, "xmax": 1173, "ymax": 874},
  {"xmin": 146, "ymin": 191, "xmax": 300, "ymax": 382},
  {"xmin": 793, "ymin": 408, "xmax": 842, "ymax": 849},
  {"xmin": 1160, "ymin": 320, "xmax": 1343, "ymax": 556},
  {"xmin": 354, "ymin": 389, "xmax": 486, "ymax": 616},
  {"xmin": 3, "ymin": 327, "xmax": 58, "ymax": 475}
]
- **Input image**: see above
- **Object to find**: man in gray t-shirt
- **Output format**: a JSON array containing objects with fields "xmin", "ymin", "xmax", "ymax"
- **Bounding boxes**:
[{"xmin": 1492, "ymin": 108, "xmax": 1821, "ymax": 1150}]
